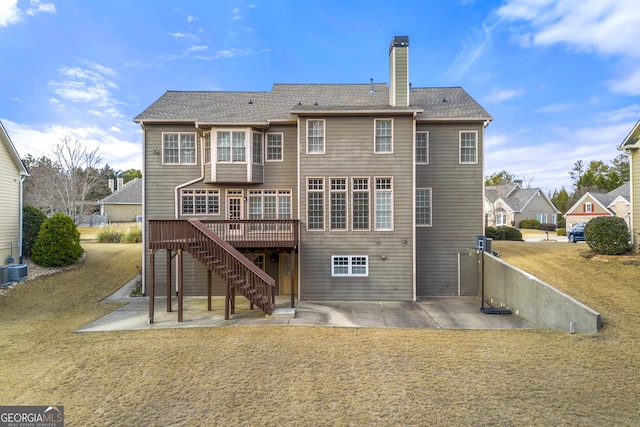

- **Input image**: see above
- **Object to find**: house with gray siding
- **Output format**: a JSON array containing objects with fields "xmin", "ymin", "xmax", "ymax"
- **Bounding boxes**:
[
  {"xmin": 485, "ymin": 183, "xmax": 559, "ymax": 228},
  {"xmin": 134, "ymin": 36, "xmax": 492, "ymax": 321}
]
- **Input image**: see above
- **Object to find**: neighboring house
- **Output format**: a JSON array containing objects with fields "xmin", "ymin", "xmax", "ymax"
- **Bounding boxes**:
[
  {"xmin": 0, "ymin": 121, "xmax": 29, "ymax": 266},
  {"xmin": 618, "ymin": 119, "xmax": 639, "ymax": 251},
  {"xmin": 97, "ymin": 178, "xmax": 142, "ymax": 222},
  {"xmin": 564, "ymin": 182, "xmax": 631, "ymax": 230},
  {"xmin": 485, "ymin": 183, "xmax": 559, "ymax": 228},
  {"xmin": 134, "ymin": 36, "xmax": 492, "ymax": 320}
]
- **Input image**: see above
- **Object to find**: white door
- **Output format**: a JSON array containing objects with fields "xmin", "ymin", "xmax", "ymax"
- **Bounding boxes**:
[{"xmin": 226, "ymin": 193, "xmax": 244, "ymax": 235}]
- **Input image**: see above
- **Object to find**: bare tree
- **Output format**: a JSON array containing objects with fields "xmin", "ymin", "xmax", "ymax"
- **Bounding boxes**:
[
  {"xmin": 50, "ymin": 135, "xmax": 103, "ymax": 223},
  {"xmin": 23, "ymin": 155, "xmax": 61, "ymax": 215}
]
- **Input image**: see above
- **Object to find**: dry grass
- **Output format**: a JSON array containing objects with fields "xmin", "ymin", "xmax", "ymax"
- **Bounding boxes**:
[{"xmin": 0, "ymin": 240, "xmax": 638, "ymax": 426}]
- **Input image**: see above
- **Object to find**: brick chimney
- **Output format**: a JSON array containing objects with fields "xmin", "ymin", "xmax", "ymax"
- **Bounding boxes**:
[{"xmin": 389, "ymin": 36, "xmax": 409, "ymax": 107}]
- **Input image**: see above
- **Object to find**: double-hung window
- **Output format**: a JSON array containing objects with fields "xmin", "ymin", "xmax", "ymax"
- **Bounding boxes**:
[
  {"xmin": 375, "ymin": 178, "xmax": 393, "ymax": 230},
  {"xmin": 252, "ymin": 132, "xmax": 263, "ymax": 164},
  {"xmin": 331, "ymin": 255, "xmax": 369, "ymax": 277},
  {"xmin": 163, "ymin": 133, "xmax": 197, "ymax": 165},
  {"xmin": 459, "ymin": 131, "xmax": 477, "ymax": 164},
  {"xmin": 352, "ymin": 178, "xmax": 370, "ymax": 230},
  {"xmin": 307, "ymin": 120, "xmax": 325, "ymax": 154},
  {"xmin": 585, "ymin": 202, "xmax": 593, "ymax": 213},
  {"xmin": 416, "ymin": 188, "xmax": 432, "ymax": 226},
  {"xmin": 307, "ymin": 178, "xmax": 325, "ymax": 230},
  {"xmin": 181, "ymin": 189, "xmax": 220, "ymax": 215},
  {"xmin": 217, "ymin": 131, "xmax": 246, "ymax": 163},
  {"xmin": 266, "ymin": 133, "xmax": 283, "ymax": 161},
  {"xmin": 416, "ymin": 131, "xmax": 428, "ymax": 164},
  {"xmin": 330, "ymin": 178, "xmax": 347, "ymax": 230},
  {"xmin": 375, "ymin": 119, "xmax": 392, "ymax": 153},
  {"xmin": 204, "ymin": 132, "xmax": 211, "ymax": 164}
]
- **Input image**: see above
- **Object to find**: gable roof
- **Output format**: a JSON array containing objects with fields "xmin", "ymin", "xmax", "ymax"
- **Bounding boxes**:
[
  {"xmin": 0, "ymin": 120, "xmax": 28, "ymax": 176},
  {"xmin": 97, "ymin": 178, "xmax": 142, "ymax": 205},
  {"xmin": 565, "ymin": 182, "xmax": 630, "ymax": 216},
  {"xmin": 485, "ymin": 184, "xmax": 559, "ymax": 213},
  {"xmin": 617, "ymin": 119, "xmax": 640, "ymax": 150},
  {"xmin": 134, "ymin": 84, "xmax": 492, "ymax": 124}
]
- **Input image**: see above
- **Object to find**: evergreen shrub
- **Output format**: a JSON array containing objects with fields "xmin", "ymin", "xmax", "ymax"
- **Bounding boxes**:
[
  {"xmin": 22, "ymin": 205, "xmax": 46, "ymax": 259},
  {"xmin": 31, "ymin": 213, "xmax": 83, "ymax": 267},
  {"xmin": 585, "ymin": 217, "xmax": 629, "ymax": 255}
]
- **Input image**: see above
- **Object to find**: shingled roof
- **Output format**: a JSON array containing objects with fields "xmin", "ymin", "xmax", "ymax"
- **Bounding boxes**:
[
  {"xmin": 134, "ymin": 84, "xmax": 492, "ymax": 124},
  {"xmin": 98, "ymin": 178, "xmax": 142, "ymax": 205}
]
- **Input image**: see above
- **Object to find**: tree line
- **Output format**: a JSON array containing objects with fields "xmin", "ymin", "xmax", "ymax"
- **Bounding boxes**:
[
  {"xmin": 22, "ymin": 135, "xmax": 141, "ymax": 223},
  {"xmin": 485, "ymin": 154, "xmax": 629, "ymax": 214}
]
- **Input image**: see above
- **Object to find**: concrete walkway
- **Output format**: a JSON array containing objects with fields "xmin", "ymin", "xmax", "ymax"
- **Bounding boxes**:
[{"xmin": 76, "ymin": 276, "xmax": 535, "ymax": 332}]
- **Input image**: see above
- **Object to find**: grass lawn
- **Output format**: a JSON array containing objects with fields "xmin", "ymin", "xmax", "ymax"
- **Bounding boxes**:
[{"xmin": 0, "ymin": 239, "xmax": 638, "ymax": 425}]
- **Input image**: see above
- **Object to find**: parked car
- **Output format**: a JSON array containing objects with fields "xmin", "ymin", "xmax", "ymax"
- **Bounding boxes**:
[{"xmin": 568, "ymin": 221, "xmax": 587, "ymax": 243}]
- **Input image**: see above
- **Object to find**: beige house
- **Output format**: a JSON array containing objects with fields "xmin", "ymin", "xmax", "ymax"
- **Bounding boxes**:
[
  {"xmin": 0, "ymin": 121, "xmax": 29, "ymax": 284},
  {"xmin": 618, "ymin": 120, "xmax": 640, "ymax": 251},
  {"xmin": 97, "ymin": 178, "xmax": 142, "ymax": 222},
  {"xmin": 485, "ymin": 183, "xmax": 559, "ymax": 228},
  {"xmin": 564, "ymin": 182, "xmax": 630, "ymax": 231}
]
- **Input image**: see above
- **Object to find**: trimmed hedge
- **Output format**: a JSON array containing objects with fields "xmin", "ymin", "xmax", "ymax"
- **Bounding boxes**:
[
  {"xmin": 31, "ymin": 213, "xmax": 84, "ymax": 267},
  {"xmin": 519, "ymin": 219, "xmax": 540, "ymax": 229},
  {"xmin": 486, "ymin": 226, "xmax": 523, "ymax": 241},
  {"xmin": 585, "ymin": 217, "xmax": 629, "ymax": 255},
  {"xmin": 539, "ymin": 223, "xmax": 557, "ymax": 231}
]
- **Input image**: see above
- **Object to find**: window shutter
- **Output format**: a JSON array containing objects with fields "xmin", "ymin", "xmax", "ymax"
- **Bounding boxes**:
[{"xmin": 583, "ymin": 204, "xmax": 586, "ymax": 212}]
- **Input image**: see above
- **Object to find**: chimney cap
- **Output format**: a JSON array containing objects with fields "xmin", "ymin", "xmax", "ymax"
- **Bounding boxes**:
[{"xmin": 389, "ymin": 36, "xmax": 409, "ymax": 53}]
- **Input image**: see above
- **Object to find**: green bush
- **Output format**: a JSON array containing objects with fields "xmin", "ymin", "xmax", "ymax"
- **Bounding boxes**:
[
  {"xmin": 519, "ymin": 219, "xmax": 541, "ymax": 229},
  {"xmin": 121, "ymin": 227, "xmax": 142, "ymax": 243},
  {"xmin": 557, "ymin": 228, "xmax": 566, "ymax": 236},
  {"xmin": 585, "ymin": 217, "xmax": 629, "ymax": 255},
  {"xmin": 97, "ymin": 227, "xmax": 121, "ymax": 243},
  {"xmin": 31, "ymin": 213, "xmax": 84, "ymax": 267},
  {"xmin": 557, "ymin": 217, "xmax": 566, "ymax": 229},
  {"xmin": 22, "ymin": 205, "xmax": 46, "ymax": 259},
  {"xmin": 485, "ymin": 226, "xmax": 522, "ymax": 241}
]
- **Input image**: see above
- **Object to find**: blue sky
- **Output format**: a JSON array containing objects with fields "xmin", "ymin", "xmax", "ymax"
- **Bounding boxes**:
[{"xmin": 1, "ymin": 0, "xmax": 639, "ymax": 192}]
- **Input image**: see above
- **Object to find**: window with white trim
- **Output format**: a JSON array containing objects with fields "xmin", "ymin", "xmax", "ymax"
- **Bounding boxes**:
[
  {"xmin": 352, "ymin": 178, "xmax": 370, "ymax": 230},
  {"xmin": 204, "ymin": 131, "xmax": 211, "ymax": 164},
  {"xmin": 585, "ymin": 202, "xmax": 593, "ymax": 213},
  {"xmin": 216, "ymin": 131, "xmax": 246, "ymax": 163},
  {"xmin": 181, "ymin": 189, "xmax": 220, "ymax": 215},
  {"xmin": 375, "ymin": 119, "xmax": 393, "ymax": 153},
  {"xmin": 330, "ymin": 178, "xmax": 347, "ymax": 230},
  {"xmin": 252, "ymin": 132, "xmax": 263, "ymax": 164},
  {"xmin": 416, "ymin": 188, "xmax": 432, "ymax": 226},
  {"xmin": 496, "ymin": 210, "xmax": 507, "ymax": 226},
  {"xmin": 163, "ymin": 133, "xmax": 196, "ymax": 164},
  {"xmin": 375, "ymin": 177, "xmax": 393, "ymax": 230},
  {"xmin": 416, "ymin": 131, "xmax": 428, "ymax": 164},
  {"xmin": 332, "ymin": 255, "xmax": 369, "ymax": 277},
  {"xmin": 266, "ymin": 133, "xmax": 283, "ymax": 161},
  {"xmin": 459, "ymin": 131, "xmax": 477, "ymax": 164},
  {"xmin": 307, "ymin": 178, "xmax": 324, "ymax": 230},
  {"xmin": 307, "ymin": 120, "xmax": 325, "ymax": 154}
]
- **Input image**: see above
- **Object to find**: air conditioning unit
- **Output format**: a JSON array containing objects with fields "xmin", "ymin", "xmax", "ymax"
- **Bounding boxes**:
[
  {"xmin": 0, "ymin": 265, "xmax": 10, "ymax": 287},
  {"xmin": 136, "ymin": 215, "xmax": 143, "ymax": 222},
  {"xmin": 8, "ymin": 264, "xmax": 28, "ymax": 282}
]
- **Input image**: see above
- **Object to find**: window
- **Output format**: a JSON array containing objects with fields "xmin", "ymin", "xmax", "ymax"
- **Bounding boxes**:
[
  {"xmin": 416, "ymin": 131, "xmax": 428, "ymax": 164},
  {"xmin": 266, "ymin": 133, "xmax": 283, "ymax": 161},
  {"xmin": 585, "ymin": 202, "xmax": 593, "ymax": 213},
  {"xmin": 252, "ymin": 132, "xmax": 263, "ymax": 164},
  {"xmin": 307, "ymin": 120, "xmax": 324, "ymax": 154},
  {"xmin": 330, "ymin": 178, "xmax": 347, "ymax": 230},
  {"xmin": 352, "ymin": 178, "xmax": 369, "ymax": 230},
  {"xmin": 375, "ymin": 119, "xmax": 392, "ymax": 153},
  {"xmin": 307, "ymin": 178, "xmax": 324, "ymax": 230},
  {"xmin": 496, "ymin": 210, "xmax": 507, "ymax": 226},
  {"xmin": 375, "ymin": 178, "xmax": 393, "ymax": 230},
  {"xmin": 416, "ymin": 188, "xmax": 432, "ymax": 226},
  {"xmin": 332, "ymin": 255, "xmax": 369, "ymax": 277},
  {"xmin": 248, "ymin": 190, "xmax": 291, "ymax": 221},
  {"xmin": 163, "ymin": 133, "xmax": 197, "ymax": 165},
  {"xmin": 460, "ymin": 131, "xmax": 477, "ymax": 164},
  {"xmin": 181, "ymin": 189, "xmax": 220, "ymax": 215},
  {"xmin": 217, "ymin": 131, "xmax": 246, "ymax": 163},
  {"xmin": 204, "ymin": 132, "xmax": 211, "ymax": 164}
]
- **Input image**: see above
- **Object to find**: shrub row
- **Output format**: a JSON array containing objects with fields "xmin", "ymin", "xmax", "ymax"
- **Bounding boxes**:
[{"xmin": 485, "ymin": 226, "xmax": 523, "ymax": 241}]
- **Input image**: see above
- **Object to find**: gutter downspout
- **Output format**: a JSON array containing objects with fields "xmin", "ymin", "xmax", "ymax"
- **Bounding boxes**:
[{"xmin": 18, "ymin": 173, "xmax": 27, "ymax": 263}]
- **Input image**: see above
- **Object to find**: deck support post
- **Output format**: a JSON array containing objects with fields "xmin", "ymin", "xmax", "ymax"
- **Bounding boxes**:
[
  {"xmin": 149, "ymin": 248, "xmax": 155, "ymax": 324},
  {"xmin": 166, "ymin": 249, "xmax": 172, "ymax": 312},
  {"xmin": 177, "ymin": 248, "xmax": 183, "ymax": 322},
  {"xmin": 207, "ymin": 269, "xmax": 212, "ymax": 311},
  {"xmin": 290, "ymin": 248, "xmax": 296, "ymax": 308}
]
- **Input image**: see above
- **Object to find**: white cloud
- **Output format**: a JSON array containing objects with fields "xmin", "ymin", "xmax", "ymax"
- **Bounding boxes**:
[
  {"xmin": 2, "ymin": 119, "xmax": 142, "ymax": 171},
  {"xmin": 497, "ymin": 0, "xmax": 640, "ymax": 95},
  {"xmin": 26, "ymin": 0, "xmax": 56, "ymax": 17},
  {"xmin": 49, "ymin": 64, "xmax": 120, "ymax": 113},
  {"xmin": 186, "ymin": 45, "xmax": 207, "ymax": 52},
  {"xmin": 0, "ymin": 0, "xmax": 20, "ymax": 26},
  {"xmin": 535, "ymin": 103, "xmax": 574, "ymax": 113},
  {"xmin": 447, "ymin": 22, "xmax": 494, "ymax": 80},
  {"xmin": 484, "ymin": 88, "xmax": 524, "ymax": 103}
]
